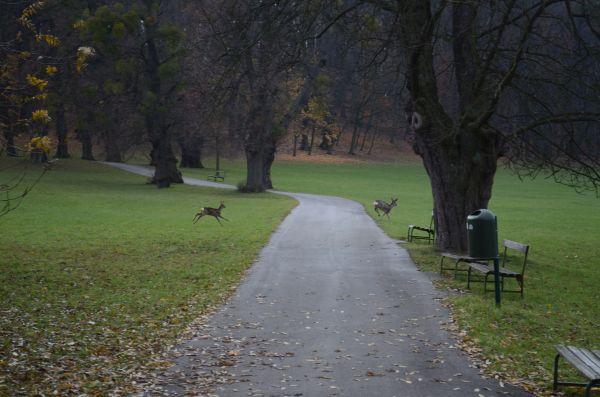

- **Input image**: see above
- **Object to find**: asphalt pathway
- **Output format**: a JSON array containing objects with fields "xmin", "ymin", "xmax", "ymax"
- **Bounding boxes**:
[{"xmin": 104, "ymin": 163, "xmax": 533, "ymax": 397}]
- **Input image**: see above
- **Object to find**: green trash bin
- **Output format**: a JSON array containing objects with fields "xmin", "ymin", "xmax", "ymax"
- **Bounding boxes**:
[{"xmin": 466, "ymin": 209, "xmax": 498, "ymax": 258}]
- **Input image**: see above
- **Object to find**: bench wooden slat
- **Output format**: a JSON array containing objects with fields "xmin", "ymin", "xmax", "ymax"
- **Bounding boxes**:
[
  {"xmin": 557, "ymin": 345, "xmax": 600, "ymax": 380},
  {"xmin": 468, "ymin": 262, "xmax": 520, "ymax": 277},
  {"xmin": 411, "ymin": 225, "xmax": 433, "ymax": 232},
  {"xmin": 440, "ymin": 253, "xmax": 476, "ymax": 262},
  {"xmin": 503, "ymin": 239, "xmax": 529, "ymax": 254},
  {"xmin": 578, "ymin": 348, "xmax": 600, "ymax": 376},
  {"xmin": 468, "ymin": 262, "xmax": 491, "ymax": 273}
]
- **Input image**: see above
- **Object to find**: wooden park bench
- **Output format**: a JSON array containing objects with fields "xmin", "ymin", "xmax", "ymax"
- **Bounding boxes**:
[
  {"xmin": 553, "ymin": 345, "xmax": 600, "ymax": 396},
  {"xmin": 207, "ymin": 169, "xmax": 225, "ymax": 182},
  {"xmin": 407, "ymin": 211, "xmax": 435, "ymax": 244},
  {"xmin": 439, "ymin": 252, "xmax": 485, "ymax": 277},
  {"xmin": 466, "ymin": 239, "xmax": 530, "ymax": 297}
]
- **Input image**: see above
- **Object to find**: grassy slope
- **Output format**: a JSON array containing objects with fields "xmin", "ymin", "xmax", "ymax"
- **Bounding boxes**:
[
  {"xmin": 0, "ymin": 159, "xmax": 296, "ymax": 395},
  {"xmin": 185, "ymin": 156, "xmax": 599, "ymax": 395}
]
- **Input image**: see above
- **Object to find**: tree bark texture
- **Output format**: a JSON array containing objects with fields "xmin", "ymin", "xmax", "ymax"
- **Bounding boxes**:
[
  {"xmin": 400, "ymin": 1, "xmax": 500, "ymax": 252},
  {"xmin": 245, "ymin": 140, "xmax": 275, "ymax": 192},
  {"xmin": 76, "ymin": 127, "xmax": 95, "ymax": 160},
  {"xmin": 244, "ymin": 87, "xmax": 276, "ymax": 191},
  {"xmin": 53, "ymin": 103, "xmax": 70, "ymax": 158},
  {"xmin": 150, "ymin": 132, "xmax": 183, "ymax": 188},
  {"xmin": 4, "ymin": 130, "xmax": 17, "ymax": 156},
  {"xmin": 143, "ymin": 19, "xmax": 183, "ymax": 188}
]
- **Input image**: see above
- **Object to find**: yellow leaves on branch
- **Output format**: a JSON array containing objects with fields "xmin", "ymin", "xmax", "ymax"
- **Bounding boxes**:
[
  {"xmin": 72, "ymin": 19, "xmax": 85, "ymax": 30},
  {"xmin": 31, "ymin": 109, "xmax": 51, "ymax": 123},
  {"xmin": 28, "ymin": 136, "xmax": 52, "ymax": 154},
  {"xmin": 25, "ymin": 93, "xmax": 48, "ymax": 103},
  {"xmin": 18, "ymin": 51, "xmax": 32, "ymax": 60},
  {"xmin": 35, "ymin": 34, "xmax": 60, "ymax": 47},
  {"xmin": 19, "ymin": 2, "xmax": 46, "ymax": 33},
  {"xmin": 21, "ymin": 1, "xmax": 45, "ymax": 18},
  {"xmin": 302, "ymin": 96, "xmax": 330, "ymax": 127},
  {"xmin": 26, "ymin": 74, "xmax": 48, "ymax": 91},
  {"xmin": 45, "ymin": 66, "xmax": 58, "ymax": 76}
]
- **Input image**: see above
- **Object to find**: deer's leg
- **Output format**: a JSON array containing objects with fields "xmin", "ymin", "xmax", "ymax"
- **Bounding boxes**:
[
  {"xmin": 212, "ymin": 215, "xmax": 223, "ymax": 226},
  {"xmin": 193, "ymin": 213, "xmax": 203, "ymax": 223},
  {"xmin": 219, "ymin": 215, "xmax": 229, "ymax": 221}
]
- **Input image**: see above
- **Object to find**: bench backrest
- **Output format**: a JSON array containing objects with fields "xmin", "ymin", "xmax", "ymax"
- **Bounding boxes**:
[{"xmin": 501, "ymin": 239, "xmax": 530, "ymax": 275}]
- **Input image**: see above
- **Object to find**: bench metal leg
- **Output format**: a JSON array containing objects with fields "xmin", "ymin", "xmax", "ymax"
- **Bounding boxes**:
[
  {"xmin": 517, "ymin": 276, "xmax": 524, "ymax": 298},
  {"xmin": 553, "ymin": 353, "xmax": 599, "ymax": 395},
  {"xmin": 483, "ymin": 273, "xmax": 491, "ymax": 294},
  {"xmin": 467, "ymin": 267, "xmax": 472, "ymax": 288},
  {"xmin": 453, "ymin": 259, "xmax": 461, "ymax": 278},
  {"xmin": 553, "ymin": 353, "xmax": 561, "ymax": 390}
]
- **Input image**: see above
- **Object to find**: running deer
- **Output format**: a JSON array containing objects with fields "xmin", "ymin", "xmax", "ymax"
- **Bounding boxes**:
[
  {"xmin": 193, "ymin": 201, "xmax": 228, "ymax": 225},
  {"xmin": 373, "ymin": 198, "xmax": 398, "ymax": 219}
]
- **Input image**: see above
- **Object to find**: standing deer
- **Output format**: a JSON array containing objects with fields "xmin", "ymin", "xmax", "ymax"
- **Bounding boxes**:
[
  {"xmin": 373, "ymin": 198, "xmax": 398, "ymax": 219},
  {"xmin": 193, "ymin": 201, "xmax": 228, "ymax": 225}
]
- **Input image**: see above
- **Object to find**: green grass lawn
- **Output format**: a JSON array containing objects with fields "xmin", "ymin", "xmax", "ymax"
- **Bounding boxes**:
[
  {"xmin": 186, "ymin": 156, "xmax": 600, "ymax": 395},
  {"xmin": 0, "ymin": 159, "xmax": 296, "ymax": 395}
]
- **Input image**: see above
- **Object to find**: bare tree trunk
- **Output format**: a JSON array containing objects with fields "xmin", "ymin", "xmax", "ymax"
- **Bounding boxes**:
[
  {"xmin": 308, "ymin": 125, "xmax": 315, "ymax": 155},
  {"xmin": 54, "ymin": 102, "xmax": 70, "ymax": 158},
  {"xmin": 143, "ymin": 19, "xmax": 183, "ymax": 188},
  {"xmin": 360, "ymin": 113, "xmax": 373, "ymax": 151},
  {"xmin": 4, "ymin": 130, "xmax": 17, "ymax": 156},
  {"xmin": 399, "ymin": 0, "xmax": 501, "ymax": 251},
  {"xmin": 76, "ymin": 127, "xmax": 95, "ymax": 160},
  {"xmin": 150, "ymin": 132, "xmax": 183, "ymax": 188},
  {"xmin": 300, "ymin": 133, "xmax": 309, "ymax": 150},
  {"xmin": 367, "ymin": 128, "xmax": 378, "ymax": 155},
  {"xmin": 348, "ymin": 119, "xmax": 360, "ymax": 155},
  {"xmin": 416, "ymin": 125, "xmax": 498, "ymax": 251},
  {"xmin": 243, "ymin": 86, "xmax": 276, "ymax": 192},
  {"xmin": 245, "ymin": 139, "xmax": 275, "ymax": 191},
  {"xmin": 227, "ymin": 82, "xmax": 244, "ymax": 153},
  {"xmin": 292, "ymin": 134, "xmax": 297, "ymax": 156}
]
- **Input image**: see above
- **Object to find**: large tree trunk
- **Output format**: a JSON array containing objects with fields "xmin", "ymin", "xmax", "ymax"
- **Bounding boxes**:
[
  {"xmin": 242, "ymin": 79, "xmax": 276, "ymax": 192},
  {"xmin": 400, "ymin": 0, "xmax": 502, "ymax": 252},
  {"xmin": 4, "ymin": 130, "xmax": 17, "ymax": 156},
  {"xmin": 142, "ymin": 21, "xmax": 184, "ymax": 188},
  {"xmin": 415, "ymin": 126, "xmax": 499, "ymax": 252},
  {"xmin": 150, "ymin": 132, "xmax": 183, "ymax": 188},
  {"xmin": 76, "ymin": 127, "xmax": 95, "ymax": 160},
  {"xmin": 245, "ymin": 140, "xmax": 275, "ymax": 192},
  {"xmin": 54, "ymin": 102, "xmax": 70, "ymax": 158}
]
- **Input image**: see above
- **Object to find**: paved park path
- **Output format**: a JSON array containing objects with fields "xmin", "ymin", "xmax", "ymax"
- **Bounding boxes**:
[{"xmin": 106, "ymin": 163, "xmax": 532, "ymax": 397}]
